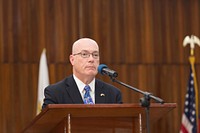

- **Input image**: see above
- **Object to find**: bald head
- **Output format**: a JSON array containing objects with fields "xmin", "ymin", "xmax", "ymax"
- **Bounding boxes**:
[{"xmin": 72, "ymin": 38, "xmax": 99, "ymax": 54}]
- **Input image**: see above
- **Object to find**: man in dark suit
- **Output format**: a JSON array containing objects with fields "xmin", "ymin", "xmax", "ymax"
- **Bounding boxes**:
[{"xmin": 42, "ymin": 38, "xmax": 122, "ymax": 109}]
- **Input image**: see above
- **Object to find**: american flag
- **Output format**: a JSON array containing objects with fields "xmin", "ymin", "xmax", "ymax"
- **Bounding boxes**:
[{"xmin": 180, "ymin": 68, "xmax": 198, "ymax": 133}]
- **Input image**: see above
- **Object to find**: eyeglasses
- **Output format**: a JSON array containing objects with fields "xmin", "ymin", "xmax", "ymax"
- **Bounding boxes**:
[{"xmin": 73, "ymin": 51, "xmax": 99, "ymax": 59}]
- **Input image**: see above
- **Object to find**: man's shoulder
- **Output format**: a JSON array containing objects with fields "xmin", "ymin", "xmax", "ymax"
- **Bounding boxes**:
[
  {"xmin": 95, "ymin": 78, "xmax": 118, "ymax": 89},
  {"xmin": 47, "ymin": 75, "xmax": 74, "ymax": 89}
]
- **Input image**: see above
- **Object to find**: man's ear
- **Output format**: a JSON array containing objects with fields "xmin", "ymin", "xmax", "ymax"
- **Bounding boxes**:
[{"xmin": 69, "ymin": 55, "xmax": 74, "ymax": 65}]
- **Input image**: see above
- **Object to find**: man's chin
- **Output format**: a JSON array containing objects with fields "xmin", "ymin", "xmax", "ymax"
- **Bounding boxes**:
[{"xmin": 86, "ymin": 71, "xmax": 97, "ymax": 77}]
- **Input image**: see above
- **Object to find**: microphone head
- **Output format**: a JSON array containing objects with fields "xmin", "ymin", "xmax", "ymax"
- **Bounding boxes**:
[{"xmin": 98, "ymin": 64, "xmax": 108, "ymax": 75}]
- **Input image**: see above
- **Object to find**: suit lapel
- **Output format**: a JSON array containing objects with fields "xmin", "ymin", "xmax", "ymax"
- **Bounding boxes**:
[
  {"xmin": 64, "ymin": 76, "xmax": 107, "ymax": 104},
  {"xmin": 65, "ymin": 76, "xmax": 84, "ymax": 104},
  {"xmin": 95, "ymin": 80, "xmax": 106, "ymax": 103}
]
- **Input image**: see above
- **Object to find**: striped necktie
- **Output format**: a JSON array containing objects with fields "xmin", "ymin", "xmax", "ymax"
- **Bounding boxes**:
[{"xmin": 83, "ymin": 85, "xmax": 94, "ymax": 104}]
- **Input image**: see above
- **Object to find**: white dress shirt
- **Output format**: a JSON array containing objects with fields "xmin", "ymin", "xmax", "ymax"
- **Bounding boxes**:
[{"xmin": 73, "ymin": 75, "xmax": 95, "ymax": 103}]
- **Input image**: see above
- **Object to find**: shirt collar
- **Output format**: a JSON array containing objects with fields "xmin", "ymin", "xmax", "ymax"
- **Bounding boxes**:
[{"xmin": 73, "ymin": 74, "xmax": 95, "ymax": 93}]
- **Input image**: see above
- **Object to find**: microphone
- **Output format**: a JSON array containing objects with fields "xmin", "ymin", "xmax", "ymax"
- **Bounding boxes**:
[{"xmin": 98, "ymin": 64, "xmax": 118, "ymax": 78}]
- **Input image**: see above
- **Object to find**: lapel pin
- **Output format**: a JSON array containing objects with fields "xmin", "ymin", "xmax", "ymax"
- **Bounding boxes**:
[{"xmin": 100, "ymin": 93, "xmax": 105, "ymax": 97}]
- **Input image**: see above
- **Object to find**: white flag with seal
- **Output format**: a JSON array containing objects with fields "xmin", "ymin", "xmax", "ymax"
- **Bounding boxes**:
[{"xmin": 37, "ymin": 48, "xmax": 49, "ymax": 115}]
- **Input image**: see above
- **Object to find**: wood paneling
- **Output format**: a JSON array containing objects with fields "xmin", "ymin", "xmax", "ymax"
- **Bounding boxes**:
[{"xmin": 0, "ymin": 0, "xmax": 200, "ymax": 132}]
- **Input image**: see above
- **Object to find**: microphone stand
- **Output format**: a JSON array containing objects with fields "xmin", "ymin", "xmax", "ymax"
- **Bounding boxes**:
[{"xmin": 109, "ymin": 76, "xmax": 164, "ymax": 133}]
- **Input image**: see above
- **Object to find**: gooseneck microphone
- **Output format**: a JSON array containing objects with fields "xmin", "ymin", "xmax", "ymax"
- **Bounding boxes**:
[
  {"xmin": 98, "ymin": 64, "xmax": 118, "ymax": 78},
  {"xmin": 98, "ymin": 63, "xmax": 164, "ymax": 133}
]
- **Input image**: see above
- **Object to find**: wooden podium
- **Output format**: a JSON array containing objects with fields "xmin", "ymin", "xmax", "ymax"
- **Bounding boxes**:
[{"xmin": 22, "ymin": 103, "xmax": 176, "ymax": 133}]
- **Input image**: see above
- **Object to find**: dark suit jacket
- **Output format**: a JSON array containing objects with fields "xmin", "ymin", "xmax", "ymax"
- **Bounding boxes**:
[{"xmin": 42, "ymin": 75, "xmax": 122, "ymax": 109}]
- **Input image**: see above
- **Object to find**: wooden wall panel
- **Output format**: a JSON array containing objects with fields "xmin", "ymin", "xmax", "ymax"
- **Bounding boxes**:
[{"xmin": 0, "ymin": 0, "xmax": 200, "ymax": 133}]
